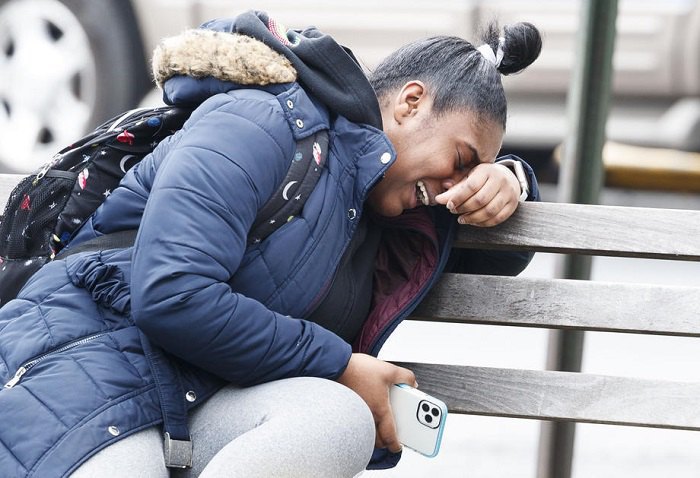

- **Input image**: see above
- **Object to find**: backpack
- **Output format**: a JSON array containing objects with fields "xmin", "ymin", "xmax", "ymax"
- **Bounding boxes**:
[{"xmin": 0, "ymin": 106, "xmax": 328, "ymax": 307}]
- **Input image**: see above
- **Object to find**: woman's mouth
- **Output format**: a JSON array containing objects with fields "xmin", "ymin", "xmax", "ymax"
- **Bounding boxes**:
[{"xmin": 415, "ymin": 180, "xmax": 429, "ymax": 206}]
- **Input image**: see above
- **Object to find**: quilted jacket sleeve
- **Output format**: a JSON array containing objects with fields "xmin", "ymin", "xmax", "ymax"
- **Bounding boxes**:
[{"xmin": 130, "ymin": 93, "xmax": 351, "ymax": 386}]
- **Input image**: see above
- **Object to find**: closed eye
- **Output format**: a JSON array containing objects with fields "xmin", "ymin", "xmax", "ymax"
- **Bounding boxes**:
[
  {"xmin": 457, "ymin": 149, "xmax": 465, "ymax": 172},
  {"xmin": 467, "ymin": 144, "xmax": 481, "ymax": 166}
]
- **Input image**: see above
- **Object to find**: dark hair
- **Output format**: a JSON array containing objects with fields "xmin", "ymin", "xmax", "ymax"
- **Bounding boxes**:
[{"xmin": 369, "ymin": 22, "xmax": 542, "ymax": 128}]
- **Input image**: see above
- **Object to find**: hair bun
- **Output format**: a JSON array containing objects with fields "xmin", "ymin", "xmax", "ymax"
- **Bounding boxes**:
[{"xmin": 481, "ymin": 21, "xmax": 542, "ymax": 76}]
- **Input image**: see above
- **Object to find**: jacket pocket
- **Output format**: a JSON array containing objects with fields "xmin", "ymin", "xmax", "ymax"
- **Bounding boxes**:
[{"xmin": 3, "ymin": 332, "xmax": 107, "ymax": 389}]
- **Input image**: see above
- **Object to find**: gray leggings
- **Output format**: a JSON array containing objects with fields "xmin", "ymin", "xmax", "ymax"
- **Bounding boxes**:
[{"xmin": 71, "ymin": 377, "xmax": 375, "ymax": 477}]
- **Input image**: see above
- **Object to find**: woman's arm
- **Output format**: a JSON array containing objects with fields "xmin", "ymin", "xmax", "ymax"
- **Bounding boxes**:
[{"xmin": 130, "ymin": 94, "xmax": 351, "ymax": 386}]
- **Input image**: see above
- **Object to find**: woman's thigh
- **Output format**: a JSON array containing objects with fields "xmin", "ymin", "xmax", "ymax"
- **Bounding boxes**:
[
  {"xmin": 177, "ymin": 376, "xmax": 375, "ymax": 478},
  {"xmin": 70, "ymin": 426, "xmax": 168, "ymax": 477},
  {"xmin": 72, "ymin": 377, "xmax": 374, "ymax": 477}
]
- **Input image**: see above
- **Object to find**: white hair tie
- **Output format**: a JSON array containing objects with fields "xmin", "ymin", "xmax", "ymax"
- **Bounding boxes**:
[{"xmin": 477, "ymin": 37, "xmax": 505, "ymax": 68}]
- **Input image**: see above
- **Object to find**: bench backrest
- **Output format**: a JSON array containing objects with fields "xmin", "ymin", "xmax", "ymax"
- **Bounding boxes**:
[{"xmin": 399, "ymin": 201, "xmax": 700, "ymax": 431}]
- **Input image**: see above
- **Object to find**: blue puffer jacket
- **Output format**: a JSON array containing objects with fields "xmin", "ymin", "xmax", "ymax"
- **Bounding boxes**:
[{"xmin": 0, "ymin": 12, "xmax": 539, "ymax": 477}]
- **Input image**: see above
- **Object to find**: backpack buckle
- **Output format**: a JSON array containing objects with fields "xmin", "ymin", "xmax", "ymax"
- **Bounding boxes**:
[{"xmin": 163, "ymin": 432, "xmax": 193, "ymax": 469}]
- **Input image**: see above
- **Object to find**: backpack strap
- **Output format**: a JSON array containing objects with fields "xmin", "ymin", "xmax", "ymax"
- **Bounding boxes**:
[
  {"xmin": 247, "ymin": 129, "xmax": 329, "ymax": 245},
  {"xmin": 58, "ymin": 129, "xmax": 330, "ymax": 256},
  {"xmin": 55, "ymin": 230, "xmax": 138, "ymax": 259},
  {"xmin": 136, "ymin": 328, "xmax": 194, "ymax": 469}
]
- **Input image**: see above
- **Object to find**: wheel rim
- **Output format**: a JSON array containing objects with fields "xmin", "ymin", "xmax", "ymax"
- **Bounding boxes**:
[{"xmin": 0, "ymin": 0, "xmax": 96, "ymax": 172}]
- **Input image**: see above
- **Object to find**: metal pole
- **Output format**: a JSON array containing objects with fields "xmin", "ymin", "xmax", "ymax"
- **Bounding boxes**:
[{"xmin": 536, "ymin": 1, "xmax": 618, "ymax": 478}]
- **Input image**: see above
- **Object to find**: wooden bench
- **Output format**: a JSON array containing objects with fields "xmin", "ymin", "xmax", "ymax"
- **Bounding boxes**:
[
  {"xmin": 394, "ymin": 198, "xmax": 700, "ymax": 476},
  {"xmin": 2, "ymin": 173, "xmax": 699, "ymax": 475}
]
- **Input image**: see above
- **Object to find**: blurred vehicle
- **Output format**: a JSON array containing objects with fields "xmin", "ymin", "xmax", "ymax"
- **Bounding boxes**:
[{"xmin": 1, "ymin": 0, "xmax": 699, "ymax": 173}]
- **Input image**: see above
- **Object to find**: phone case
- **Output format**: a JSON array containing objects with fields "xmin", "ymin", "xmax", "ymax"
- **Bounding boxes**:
[{"xmin": 389, "ymin": 383, "xmax": 448, "ymax": 457}]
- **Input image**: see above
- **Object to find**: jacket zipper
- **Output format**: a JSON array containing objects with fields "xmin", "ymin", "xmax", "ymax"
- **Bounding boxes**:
[{"xmin": 3, "ymin": 332, "xmax": 107, "ymax": 389}]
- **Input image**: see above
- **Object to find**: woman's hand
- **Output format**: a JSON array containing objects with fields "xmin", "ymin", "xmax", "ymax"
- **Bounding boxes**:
[
  {"xmin": 336, "ymin": 353, "xmax": 416, "ymax": 452},
  {"xmin": 435, "ymin": 162, "xmax": 521, "ymax": 227}
]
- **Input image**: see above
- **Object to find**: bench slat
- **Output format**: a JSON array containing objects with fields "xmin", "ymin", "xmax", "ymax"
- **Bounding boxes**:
[
  {"xmin": 411, "ymin": 273, "xmax": 700, "ymax": 336},
  {"xmin": 396, "ymin": 362, "xmax": 700, "ymax": 431},
  {"xmin": 456, "ymin": 201, "xmax": 700, "ymax": 261}
]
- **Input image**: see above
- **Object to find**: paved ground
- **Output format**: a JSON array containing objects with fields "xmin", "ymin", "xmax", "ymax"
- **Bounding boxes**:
[{"xmin": 368, "ymin": 185, "xmax": 700, "ymax": 478}]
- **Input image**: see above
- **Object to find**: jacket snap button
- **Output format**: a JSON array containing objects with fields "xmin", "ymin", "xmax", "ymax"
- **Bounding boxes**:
[
  {"xmin": 380, "ymin": 152, "xmax": 391, "ymax": 164},
  {"xmin": 295, "ymin": 119, "xmax": 304, "ymax": 129},
  {"xmin": 186, "ymin": 391, "xmax": 197, "ymax": 402},
  {"xmin": 108, "ymin": 426, "xmax": 120, "ymax": 436},
  {"xmin": 347, "ymin": 208, "xmax": 357, "ymax": 220},
  {"xmin": 286, "ymin": 99, "xmax": 294, "ymax": 109}
]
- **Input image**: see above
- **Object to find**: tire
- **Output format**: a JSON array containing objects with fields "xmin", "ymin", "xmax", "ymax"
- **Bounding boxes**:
[{"xmin": 0, "ymin": 0, "xmax": 151, "ymax": 173}]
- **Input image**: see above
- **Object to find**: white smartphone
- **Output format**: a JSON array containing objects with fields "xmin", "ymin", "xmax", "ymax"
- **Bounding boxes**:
[{"xmin": 389, "ymin": 383, "xmax": 448, "ymax": 457}]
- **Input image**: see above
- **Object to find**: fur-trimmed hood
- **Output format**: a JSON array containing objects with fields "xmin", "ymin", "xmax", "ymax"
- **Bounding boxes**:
[
  {"xmin": 152, "ymin": 10, "xmax": 382, "ymax": 129},
  {"xmin": 152, "ymin": 29, "xmax": 297, "ymax": 88}
]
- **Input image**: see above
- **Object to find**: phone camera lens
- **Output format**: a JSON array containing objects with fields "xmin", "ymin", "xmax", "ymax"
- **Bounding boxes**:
[
  {"xmin": 421, "ymin": 403, "xmax": 430, "ymax": 412},
  {"xmin": 431, "ymin": 408, "xmax": 439, "ymax": 417},
  {"xmin": 425, "ymin": 414, "xmax": 433, "ymax": 423}
]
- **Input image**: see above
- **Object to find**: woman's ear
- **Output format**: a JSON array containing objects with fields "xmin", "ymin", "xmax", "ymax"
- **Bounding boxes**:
[{"xmin": 393, "ymin": 81, "xmax": 426, "ymax": 124}]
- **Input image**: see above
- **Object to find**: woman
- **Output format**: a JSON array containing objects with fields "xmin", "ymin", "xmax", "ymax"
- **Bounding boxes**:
[{"xmin": 0, "ymin": 10, "xmax": 541, "ymax": 477}]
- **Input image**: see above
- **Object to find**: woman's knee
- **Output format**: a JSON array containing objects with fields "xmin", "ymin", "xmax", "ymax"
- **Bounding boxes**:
[
  {"xmin": 283, "ymin": 378, "xmax": 376, "ymax": 471},
  {"xmin": 299, "ymin": 377, "xmax": 375, "ymax": 440}
]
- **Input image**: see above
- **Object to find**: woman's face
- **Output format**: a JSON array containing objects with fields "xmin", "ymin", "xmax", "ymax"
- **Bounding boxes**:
[{"xmin": 367, "ymin": 81, "xmax": 504, "ymax": 217}]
